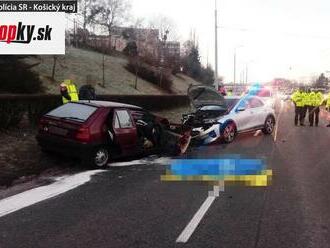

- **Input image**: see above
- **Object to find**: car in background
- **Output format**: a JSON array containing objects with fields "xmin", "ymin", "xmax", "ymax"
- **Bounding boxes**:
[
  {"xmin": 278, "ymin": 91, "xmax": 291, "ymax": 101},
  {"xmin": 182, "ymin": 85, "xmax": 276, "ymax": 145},
  {"xmin": 247, "ymin": 86, "xmax": 275, "ymax": 109},
  {"xmin": 37, "ymin": 101, "xmax": 186, "ymax": 168}
]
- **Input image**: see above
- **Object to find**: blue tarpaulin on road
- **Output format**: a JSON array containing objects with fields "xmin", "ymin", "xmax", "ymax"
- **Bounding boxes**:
[{"xmin": 170, "ymin": 159, "xmax": 266, "ymax": 176}]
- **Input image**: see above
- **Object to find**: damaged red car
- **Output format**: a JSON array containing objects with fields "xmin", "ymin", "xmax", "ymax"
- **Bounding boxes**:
[{"xmin": 36, "ymin": 101, "xmax": 191, "ymax": 168}]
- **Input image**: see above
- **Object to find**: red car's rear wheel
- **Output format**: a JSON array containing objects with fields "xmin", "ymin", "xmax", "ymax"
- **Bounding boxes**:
[{"xmin": 84, "ymin": 146, "xmax": 109, "ymax": 168}]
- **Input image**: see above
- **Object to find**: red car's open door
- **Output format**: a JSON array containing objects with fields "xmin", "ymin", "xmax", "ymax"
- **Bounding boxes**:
[{"xmin": 112, "ymin": 109, "xmax": 138, "ymax": 155}]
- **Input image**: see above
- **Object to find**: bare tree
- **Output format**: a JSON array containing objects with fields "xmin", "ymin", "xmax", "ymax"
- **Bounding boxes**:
[
  {"xmin": 102, "ymin": 53, "xmax": 106, "ymax": 87},
  {"xmin": 78, "ymin": 0, "xmax": 103, "ymax": 44},
  {"xmin": 132, "ymin": 17, "xmax": 146, "ymax": 29},
  {"xmin": 51, "ymin": 56, "xmax": 58, "ymax": 80},
  {"xmin": 78, "ymin": 0, "xmax": 90, "ymax": 31},
  {"xmin": 91, "ymin": 0, "xmax": 131, "ymax": 36},
  {"xmin": 51, "ymin": 56, "xmax": 66, "ymax": 81}
]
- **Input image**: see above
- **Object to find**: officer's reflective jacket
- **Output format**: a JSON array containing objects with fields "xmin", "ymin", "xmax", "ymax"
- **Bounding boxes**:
[
  {"xmin": 62, "ymin": 81, "xmax": 79, "ymax": 104},
  {"xmin": 302, "ymin": 92, "xmax": 310, "ymax": 106},
  {"xmin": 291, "ymin": 91, "xmax": 304, "ymax": 107},
  {"xmin": 309, "ymin": 92, "xmax": 317, "ymax": 107},
  {"xmin": 315, "ymin": 92, "xmax": 323, "ymax": 107},
  {"xmin": 327, "ymin": 92, "xmax": 330, "ymax": 107}
]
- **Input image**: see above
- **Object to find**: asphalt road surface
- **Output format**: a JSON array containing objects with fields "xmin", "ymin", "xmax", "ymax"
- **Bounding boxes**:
[{"xmin": 1, "ymin": 100, "xmax": 330, "ymax": 248}]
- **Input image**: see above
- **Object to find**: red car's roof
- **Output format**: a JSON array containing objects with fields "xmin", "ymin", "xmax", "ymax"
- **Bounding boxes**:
[{"xmin": 78, "ymin": 100, "xmax": 142, "ymax": 110}]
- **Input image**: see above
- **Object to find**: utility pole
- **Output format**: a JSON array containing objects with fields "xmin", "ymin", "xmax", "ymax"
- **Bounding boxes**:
[
  {"xmin": 206, "ymin": 46, "xmax": 209, "ymax": 66},
  {"xmin": 214, "ymin": 0, "xmax": 218, "ymax": 89},
  {"xmin": 245, "ymin": 65, "xmax": 248, "ymax": 84},
  {"xmin": 135, "ymin": 57, "xmax": 138, "ymax": 89},
  {"xmin": 102, "ymin": 53, "xmax": 105, "ymax": 87},
  {"xmin": 73, "ymin": 18, "xmax": 76, "ymax": 47},
  {"xmin": 233, "ymin": 45, "xmax": 244, "ymax": 84},
  {"xmin": 159, "ymin": 30, "xmax": 169, "ymax": 88},
  {"xmin": 233, "ymin": 51, "xmax": 236, "ymax": 84}
]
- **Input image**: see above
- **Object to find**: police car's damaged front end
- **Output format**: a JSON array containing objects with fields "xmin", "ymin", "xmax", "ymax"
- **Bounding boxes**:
[{"xmin": 182, "ymin": 85, "xmax": 229, "ymax": 145}]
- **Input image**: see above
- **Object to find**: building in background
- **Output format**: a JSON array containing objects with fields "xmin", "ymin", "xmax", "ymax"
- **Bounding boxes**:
[
  {"xmin": 68, "ymin": 26, "xmax": 180, "ymax": 66},
  {"xmin": 164, "ymin": 41, "xmax": 180, "ymax": 62}
]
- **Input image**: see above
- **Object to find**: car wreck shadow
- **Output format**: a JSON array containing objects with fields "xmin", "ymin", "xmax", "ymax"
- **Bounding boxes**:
[{"xmin": 186, "ymin": 131, "xmax": 276, "ymax": 159}]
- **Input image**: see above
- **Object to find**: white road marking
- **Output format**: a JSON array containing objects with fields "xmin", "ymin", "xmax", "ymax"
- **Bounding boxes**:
[
  {"xmin": 0, "ymin": 170, "xmax": 104, "ymax": 218},
  {"xmin": 109, "ymin": 157, "xmax": 171, "ymax": 167},
  {"xmin": 176, "ymin": 185, "xmax": 220, "ymax": 243},
  {"xmin": 274, "ymin": 100, "xmax": 284, "ymax": 142},
  {"xmin": 109, "ymin": 160, "xmax": 146, "ymax": 167}
]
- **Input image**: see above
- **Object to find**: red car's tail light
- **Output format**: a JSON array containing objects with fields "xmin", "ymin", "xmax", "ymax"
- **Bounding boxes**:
[
  {"xmin": 38, "ymin": 118, "xmax": 48, "ymax": 131},
  {"xmin": 75, "ymin": 127, "xmax": 91, "ymax": 142}
]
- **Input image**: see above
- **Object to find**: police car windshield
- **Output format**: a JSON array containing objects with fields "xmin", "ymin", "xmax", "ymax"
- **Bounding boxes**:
[
  {"xmin": 257, "ymin": 89, "xmax": 271, "ymax": 97},
  {"xmin": 46, "ymin": 103, "xmax": 97, "ymax": 122}
]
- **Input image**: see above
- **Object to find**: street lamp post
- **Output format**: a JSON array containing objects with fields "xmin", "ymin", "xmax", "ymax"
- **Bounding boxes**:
[
  {"xmin": 233, "ymin": 46, "xmax": 244, "ymax": 84},
  {"xmin": 159, "ymin": 30, "xmax": 169, "ymax": 88},
  {"xmin": 244, "ymin": 59, "xmax": 255, "ymax": 85},
  {"xmin": 246, "ymin": 65, "xmax": 248, "ymax": 84},
  {"xmin": 214, "ymin": 0, "xmax": 218, "ymax": 83},
  {"xmin": 233, "ymin": 50, "xmax": 236, "ymax": 84}
]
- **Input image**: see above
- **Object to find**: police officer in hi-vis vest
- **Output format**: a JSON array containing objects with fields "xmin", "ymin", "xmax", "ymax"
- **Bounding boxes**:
[
  {"xmin": 291, "ymin": 87, "xmax": 305, "ymax": 126},
  {"xmin": 326, "ymin": 91, "xmax": 330, "ymax": 127},
  {"xmin": 60, "ymin": 79, "xmax": 79, "ymax": 104},
  {"xmin": 308, "ymin": 89, "xmax": 323, "ymax": 127}
]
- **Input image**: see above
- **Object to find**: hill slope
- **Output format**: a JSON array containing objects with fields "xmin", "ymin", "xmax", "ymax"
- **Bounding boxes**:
[{"xmin": 24, "ymin": 47, "xmax": 200, "ymax": 95}]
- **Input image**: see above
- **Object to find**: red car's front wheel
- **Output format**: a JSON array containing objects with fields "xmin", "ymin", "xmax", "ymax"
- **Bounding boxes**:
[{"xmin": 222, "ymin": 122, "xmax": 236, "ymax": 143}]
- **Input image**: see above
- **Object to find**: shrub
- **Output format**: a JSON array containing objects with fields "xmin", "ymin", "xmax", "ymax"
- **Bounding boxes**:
[
  {"xmin": 200, "ymin": 66, "xmax": 215, "ymax": 85},
  {"xmin": 0, "ymin": 56, "xmax": 43, "ymax": 94},
  {"xmin": 126, "ymin": 58, "xmax": 173, "ymax": 93},
  {"xmin": 0, "ymin": 101, "xmax": 26, "ymax": 129},
  {"xmin": 0, "ymin": 96, "xmax": 61, "ymax": 129},
  {"xmin": 27, "ymin": 98, "xmax": 61, "ymax": 126},
  {"xmin": 181, "ymin": 42, "xmax": 215, "ymax": 85}
]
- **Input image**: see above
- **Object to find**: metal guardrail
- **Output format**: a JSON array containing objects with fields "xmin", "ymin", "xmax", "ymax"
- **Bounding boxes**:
[{"xmin": 0, "ymin": 94, "xmax": 190, "ymax": 110}]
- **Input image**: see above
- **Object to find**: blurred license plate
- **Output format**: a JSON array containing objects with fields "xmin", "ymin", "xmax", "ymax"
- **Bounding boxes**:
[{"xmin": 49, "ymin": 126, "xmax": 68, "ymax": 136}]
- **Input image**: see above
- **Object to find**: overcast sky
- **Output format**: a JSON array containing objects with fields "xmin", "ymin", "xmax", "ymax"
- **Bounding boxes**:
[{"xmin": 131, "ymin": 0, "xmax": 330, "ymax": 83}]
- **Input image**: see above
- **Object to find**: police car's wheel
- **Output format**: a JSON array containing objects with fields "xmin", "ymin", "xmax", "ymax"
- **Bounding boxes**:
[
  {"xmin": 92, "ymin": 147, "xmax": 109, "ymax": 168},
  {"xmin": 222, "ymin": 122, "xmax": 236, "ymax": 143},
  {"xmin": 262, "ymin": 116, "xmax": 275, "ymax": 135}
]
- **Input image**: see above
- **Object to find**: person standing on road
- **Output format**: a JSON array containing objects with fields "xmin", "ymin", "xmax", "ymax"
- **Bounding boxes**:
[
  {"xmin": 79, "ymin": 84, "xmax": 96, "ymax": 100},
  {"xmin": 227, "ymin": 89, "xmax": 233, "ymax": 96},
  {"xmin": 291, "ymin": 87, "xmax": 305, "ymax": 126},
  {"xmin": 308, "ymin": 90, "xmax": 319, "ymax": 126},
  {"xmin": 326, "ymin": 92, "xmax": 330, "ymax": 127},
  {"xmin": 300, "ymin": 88, "xmax": 309, "ymax": 126},
  {"xmin": 311, "ymin": 90, "xmax": 323, "ymax": 127},
  {"xmin": 60, "ymin": 79, "xmax": 79, "ymax": 104},
  {"xmin": 79, "ymin": 75, "xmax": 97, "ymax": 101},
  {"xmin": 218, "ymin": 84, "xmax": 227, "ymax": 96}
]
